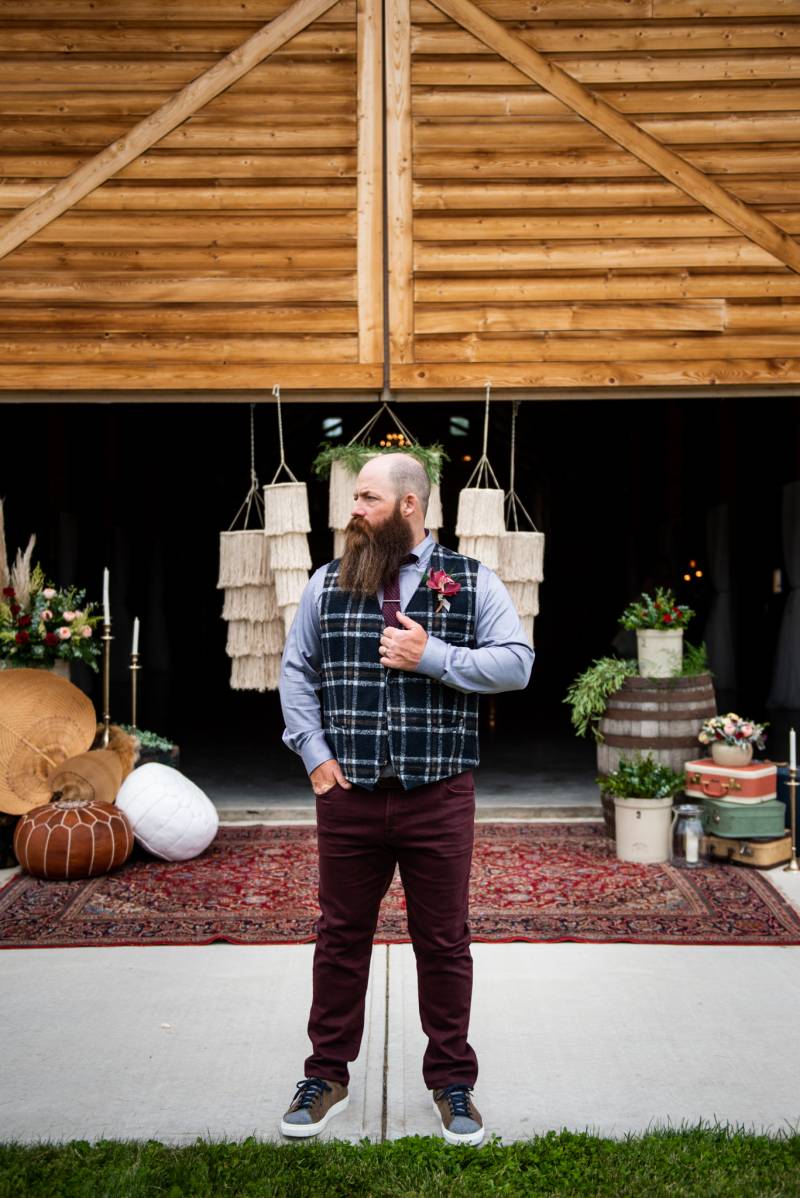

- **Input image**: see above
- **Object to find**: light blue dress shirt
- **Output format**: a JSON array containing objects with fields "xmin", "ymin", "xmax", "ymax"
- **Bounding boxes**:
[{"xmin": 279, "ymin": 531, "xmax": 535, "ymax": 776}]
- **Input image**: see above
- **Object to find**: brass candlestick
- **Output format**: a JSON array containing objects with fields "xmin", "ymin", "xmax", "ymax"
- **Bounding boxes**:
[
  {"xmin": 130, "ymin": 652, "xmax": 141, "ymax": 731},
  {"xmin": 784, "ymin": 765, "xmax": 799, "ymax": 873},
  {"xmin": 101, "ymin": 622, "xmax": 113, "ymax": 747}
]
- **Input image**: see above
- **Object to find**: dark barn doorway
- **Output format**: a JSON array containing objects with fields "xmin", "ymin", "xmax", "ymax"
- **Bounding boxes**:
[{"xmin": 1, "ymin": 395, "xmax": 798, "ymax": 794}]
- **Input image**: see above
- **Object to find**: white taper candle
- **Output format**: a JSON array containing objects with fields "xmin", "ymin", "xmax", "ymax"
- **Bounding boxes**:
[
  {"xmin": 103, "ymin": 568, "xmax": 110, "ymax": 624},
  {"xmin": 791, "ymin": 727, "xmax": 797, "ymax": 772},
  {"xmin": 132, "ymin": 617, "xmax": 140, "ymax": 656}
]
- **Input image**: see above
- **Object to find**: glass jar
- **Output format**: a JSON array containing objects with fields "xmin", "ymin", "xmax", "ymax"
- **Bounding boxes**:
[{"xmin": 672, "ymin": 803, "xmax": 706, "ymax": 868}]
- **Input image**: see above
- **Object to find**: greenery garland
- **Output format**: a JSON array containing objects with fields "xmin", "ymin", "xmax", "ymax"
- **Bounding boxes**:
[
  {"xmin": 311, "ymin": 441, "xmax": 447, "ymax": 484},
  {"xmin": 564, "ymin": 657, "xmax": 638, "ymax": 742}
]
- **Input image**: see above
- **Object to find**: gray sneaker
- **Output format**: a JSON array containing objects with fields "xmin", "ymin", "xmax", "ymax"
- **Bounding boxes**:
[
  {"xmin": 432, "ymin": 1084, "xmax": 484, "ymax": 1146},
  {"xmin": 280, "ymin": 1077, "xmax": 349, "ymax": 1138}
]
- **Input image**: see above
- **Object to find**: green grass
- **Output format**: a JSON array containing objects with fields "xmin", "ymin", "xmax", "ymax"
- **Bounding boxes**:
[{"xmin": 2, "ymin": 1126, "xmax": 800, "ymax": 1198}]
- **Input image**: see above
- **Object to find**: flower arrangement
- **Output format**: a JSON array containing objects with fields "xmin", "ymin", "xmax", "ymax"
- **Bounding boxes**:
[
  {"xmin": 619, "ymin": 587, "xmax": 695, "ymax": 631},
  {"xmin": 311, "ymin": 441, "xmax": 447, "ymax": 484},
  {"xmin": 425, "ymin": 568, "xmax": 461, "ymax": 614},
  {"xmin": 0, "ymin": 572, "xmax": 102, "ymax": 672},
  {"xmin": 699, "ymin": 713, "xmax": 767, "ymax": 750}
]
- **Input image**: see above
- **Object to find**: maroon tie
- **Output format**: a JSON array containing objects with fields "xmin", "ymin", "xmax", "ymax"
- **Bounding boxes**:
[{"xmin": 382, "ymin": 554, "xmax": 417, "ymax": 628}]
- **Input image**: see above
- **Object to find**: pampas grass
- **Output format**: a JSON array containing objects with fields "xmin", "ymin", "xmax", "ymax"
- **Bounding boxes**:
[
  {"xmin": 0, "ymin": 498, "xmax": 9, "ymax": 591},
  {"xmin": 9, "ymin": 533, "xmax": 36, "ymax": 610}
]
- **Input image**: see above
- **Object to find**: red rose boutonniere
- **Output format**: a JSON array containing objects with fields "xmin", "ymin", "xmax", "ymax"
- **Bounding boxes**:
[{"xmin": 425, "ymin": 568, "xmax": 461, "ymax": 614}]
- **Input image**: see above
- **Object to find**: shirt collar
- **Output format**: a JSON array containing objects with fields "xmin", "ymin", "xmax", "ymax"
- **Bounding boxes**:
[{"xmin": 407, "ymin": 530, "xmax": 435, "ymax": 569}]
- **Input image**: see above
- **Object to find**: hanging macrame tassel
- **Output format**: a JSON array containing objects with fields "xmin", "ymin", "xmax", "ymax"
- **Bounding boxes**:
[
  {"xmin": 264, "ymin": 653, "xmax": 283, "ymax": 692},
  {"xmin": 455, "ymin": 488, "xmax": 505, "ymax": 538},
  {"xmin": 333, "ymin": 529, "xmax": 347, "ymax": 559},
  {"xmin": 222, "ymin": 584, "xmax": 278, "ymax": 623},
  {"xmin": 329, "ymin": 458, "xmax": 359, "ymax": 531},
  {"xmin": 280, "ymin": 603, "xmax": 299, "ymax": 638},
  {"xmin": 500, "ymin": 531, "xmax": 545, "ymax": 583},
  {"xmin": 217, "ymin": 531, "xmax": 270, "ymax": 588},
  {"xmin": 273, "ymin": 569, "xmax": 310, "ymax": 609},
  {"xmin": 263, "ymin": 481, "xmax": 311, "ymax": 536},
  {"xmin": 230, "ymin": 655, "xmax": 268, "ymax": 692},
  {"xmin": 226, "ymin": 619, "xmax": 285, "ymax": 658},
  {"xmin": 267, "ymin": 532, "xmax": 312, "ymax": 571},
  {"xmin": 504, "ymin": 580, "xmax": 540, "ymax": 618},
  {"xmin": 426, "ymin": 483, "xmax": 443, "ymax": 538},
  {"xmin": 457, "ymin": 535, "xmax": 501, "ymax": 571},
  {"xmin": 520, "ymin": 615, "xmax": 535, "ymax": 647}
]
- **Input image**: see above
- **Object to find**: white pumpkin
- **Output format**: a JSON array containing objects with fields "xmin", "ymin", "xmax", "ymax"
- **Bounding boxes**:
[{"xmin": 115, "ymin": 763, "xmax": 219, "ymax": 862}]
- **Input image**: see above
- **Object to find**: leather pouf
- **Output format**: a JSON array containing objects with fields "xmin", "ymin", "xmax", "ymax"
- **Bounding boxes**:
[
  {"xmin": 13, "ymin": 798, "xmax": 134, "ymax": 880},
  {"xmin": 115, "ymin": 763, "xmax": 219, "ymax": 862}
]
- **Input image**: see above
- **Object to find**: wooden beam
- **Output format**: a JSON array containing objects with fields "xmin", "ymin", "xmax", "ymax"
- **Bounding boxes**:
[
  {"xmin": 425, "ymin": 0, "xmax": 800, "ymax": 274},
  {"xmin": 0, "ymin": 0, "xmax": 343, "ymax": 262},
  {"xmin": 385, "ymin": 0, "xmax": 415, "ymax": 364},
  {"xmin": 356, "ymin": 0, "xmax": 383, "ymax": 364}
]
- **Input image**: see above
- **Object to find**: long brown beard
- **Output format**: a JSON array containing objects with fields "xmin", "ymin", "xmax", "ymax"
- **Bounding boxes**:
[{"xmin": 338, "ymin": 502, "xmax": 414, "ymax": 596}]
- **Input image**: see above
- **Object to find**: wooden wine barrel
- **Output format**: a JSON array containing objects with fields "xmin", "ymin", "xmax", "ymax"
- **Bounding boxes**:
[{"xmin": 597, "ymin": 673, "xmax": 717, "ymax": 778}]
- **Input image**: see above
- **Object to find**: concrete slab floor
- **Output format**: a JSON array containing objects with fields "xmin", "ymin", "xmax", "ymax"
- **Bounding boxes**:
[
  {"xmin": 0, "ymin": 944, "xmax": 386, "ymax": 1146},
  {"xmin": 1, "ymin": 862, "xmax": 799, "ymax": 1146}
]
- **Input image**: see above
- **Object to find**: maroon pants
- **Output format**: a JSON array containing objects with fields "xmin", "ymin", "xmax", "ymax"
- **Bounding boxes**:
[{"xmin": 305, "ymin": 769, "xmax": 479, "ymax": 1090}]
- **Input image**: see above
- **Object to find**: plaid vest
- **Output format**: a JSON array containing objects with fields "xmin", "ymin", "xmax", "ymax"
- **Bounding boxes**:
[{"xmin": 319, "ymin": 544, "xmax": 480, "ymax": 790}]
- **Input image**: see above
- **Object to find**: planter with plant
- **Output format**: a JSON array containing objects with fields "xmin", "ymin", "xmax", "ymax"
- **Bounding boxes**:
[
  {"xmin": 698, "ymin": 713, "xmax": 767, "ymax": 767},
  {"xmin": 620, "ymin": 587, "xmax": 695, "ymax": 678},
  {"xmin": 599, "ymin": 755, "xmax": 686, "ymax": 864}
]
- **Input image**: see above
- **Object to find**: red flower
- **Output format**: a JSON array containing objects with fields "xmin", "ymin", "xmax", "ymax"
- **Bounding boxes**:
[
  {"xmin": 15, "ymin": 630, "xmax": 29, "ymax": 644},
  {"xmin": 17, "ymin": 615, "xmax": 31, "ymax": 628},
  {"xmin": 662, "ymin": 613, "xmax": 673, "ymax": 623},
  {"xmin": 44, "ymin": 632, "xmax": 59, "ymax": 646},
  {"xmin": 426, "ymin": 569, "xmax": 461, "ymax": 598},
  {"xmin": 2, "ymin": 586, "xmax": 14, "ymax": 597},
  {"xmin": 9, "ymin": 603, "xmax": 20, "ymax": 616}
]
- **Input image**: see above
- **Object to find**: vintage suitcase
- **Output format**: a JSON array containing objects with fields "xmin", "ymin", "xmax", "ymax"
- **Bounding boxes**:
[
  {"xmin": 684, "ymin": 758, "xmax": 777, "ymax": 804},
  {"xmin": 703, "ymin": 832, "xmax": 793, "ymax": 869},
  {"xmin": 701, "ymin": 797, "xmax": 786, "ymax": 838}
]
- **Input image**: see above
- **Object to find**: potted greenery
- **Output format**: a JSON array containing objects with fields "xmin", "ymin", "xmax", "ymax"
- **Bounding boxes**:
[
  {"xmin": 619, "ymin": 587, "xmax": 695, "ymax": 678},
  {"xmin": 699, "ymin": 713, "xmax": 767, "ymax": 767},
  {"xmin": 599, "ymin": 756, "xmax": 686, "ymax": 864},
  {"xmin": 118, "ymin": 724, "xmax": 179, "ymax": 769}
]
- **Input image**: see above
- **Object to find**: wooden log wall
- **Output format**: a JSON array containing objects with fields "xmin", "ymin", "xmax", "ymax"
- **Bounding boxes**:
[
  {"xmin": 388, "ymin": 0, "xmax": 800, "ymax": 390},
  {"xmin": 0, "ymin": 0, "xmax": 799, "ymax": 392},
  {"xmin": 0, "ymin": 0, "xmax": 383, "ymax": 389}
]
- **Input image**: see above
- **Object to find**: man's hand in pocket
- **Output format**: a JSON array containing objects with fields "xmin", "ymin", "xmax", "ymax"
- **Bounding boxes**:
[{"xmin": 310, "ymin": 759, "xmax": 352, "ymax": 796}]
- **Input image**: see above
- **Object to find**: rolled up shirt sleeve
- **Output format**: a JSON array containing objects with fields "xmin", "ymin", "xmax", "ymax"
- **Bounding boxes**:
[
  {"xmin": 416, "ymin": 564, "xmax": 534, "ymax": 694},
  {"xmin": 279, "ymin": 567, "xmax": 333, "ymax": 776}
]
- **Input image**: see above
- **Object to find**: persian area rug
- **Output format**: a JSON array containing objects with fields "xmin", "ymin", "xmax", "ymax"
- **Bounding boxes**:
[{"xmin": 1, "ymin": 822, "xmax": 799, "ymax": 949}]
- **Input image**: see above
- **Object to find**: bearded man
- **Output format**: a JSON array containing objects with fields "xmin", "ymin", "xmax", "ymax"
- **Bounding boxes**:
[{"xmin": 278, "ymin": 452, "xmax": 534, "ymax": 1145}]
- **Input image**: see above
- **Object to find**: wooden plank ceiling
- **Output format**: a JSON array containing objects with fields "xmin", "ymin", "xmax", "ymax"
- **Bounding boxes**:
[{"xmin": 0, "ymin": 0, "xmax": 798, "ymax": 391}]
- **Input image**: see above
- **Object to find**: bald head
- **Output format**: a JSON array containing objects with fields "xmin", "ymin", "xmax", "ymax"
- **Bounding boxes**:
[{"xmin": 358, "ymin": 453, "xmax": 430, "ymax": 516}]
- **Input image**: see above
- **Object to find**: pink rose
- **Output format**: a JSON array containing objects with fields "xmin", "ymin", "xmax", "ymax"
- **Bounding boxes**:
[
  {"xmin": 81, "ymin": 626, "xmax": 92, "ymax": 638},
  {"xmin": 741, "ymin": 723, "xmax": 754, "ymax": 737},
  {"xmin": 425, "ymin": 569, "xmax": 461, "ymax": 598},
  {"xmin": 723, "ymin": 722, "xmax": 736, "ymax": 736},
  {"xmin": 57, "ymin": 626, "xmax": 72, "ymax": 640},
  {"xmin": 63, "ymin": 611, "xmax": 78, "ymax": 622},
  {"xmin": 40, "ymin": 609, "xmax": 54, "ymax": 621},
  {"xmin": 42, "ymin": 588, "xmax": 57, "ymax": 600}
]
